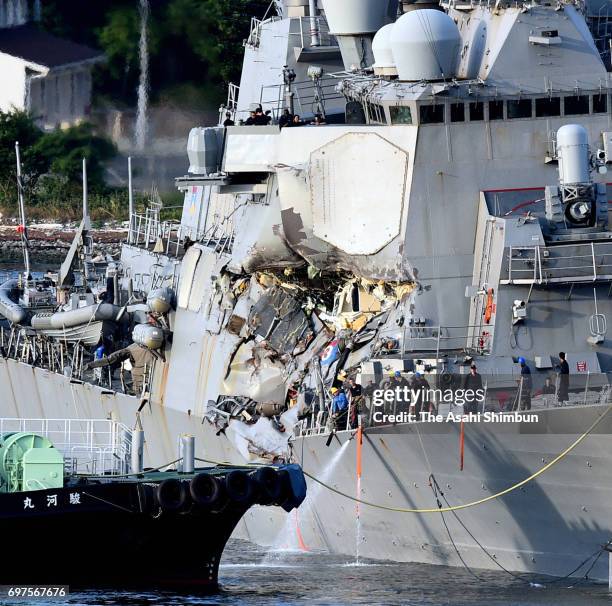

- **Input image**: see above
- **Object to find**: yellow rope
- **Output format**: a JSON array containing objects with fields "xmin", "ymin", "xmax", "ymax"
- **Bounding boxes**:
[
  {"xmin": 197, "ymin": 406, "xmax": 611, "ymax": 514},
  {"xmin": 301, "ymin": 405, "xmax": 612, "ymax": 514}
]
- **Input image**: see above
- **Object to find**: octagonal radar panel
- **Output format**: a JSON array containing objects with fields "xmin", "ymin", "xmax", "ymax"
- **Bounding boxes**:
[
  {"xmin": 391, "ymin": 9, "xmax": 461, "ymax": 81},
  {"xmin": 309, "ymin": 133, "xmax": 407, "ymax": 255}
]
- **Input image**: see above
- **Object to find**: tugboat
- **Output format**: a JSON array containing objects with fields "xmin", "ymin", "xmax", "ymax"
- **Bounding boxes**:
[{"xmin": 0, "ymin": 419, "xmax": 306, "ymax": 589}]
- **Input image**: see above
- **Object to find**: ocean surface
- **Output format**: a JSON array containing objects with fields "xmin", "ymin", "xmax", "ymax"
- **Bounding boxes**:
[{"xmin": 3, "ymin": 539, "xmax": 608, "ymax": 606}]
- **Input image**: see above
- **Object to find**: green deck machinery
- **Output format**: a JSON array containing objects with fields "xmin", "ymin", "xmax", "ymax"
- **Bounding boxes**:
[{"xmin": 0, "ymin": 432, "xmax": 64, "ymax": 493}]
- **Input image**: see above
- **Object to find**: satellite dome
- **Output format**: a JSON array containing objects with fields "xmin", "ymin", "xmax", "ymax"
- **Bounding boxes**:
[
  {"xmin": 372, "ymin": 23, "xmax": 397, "ymax": 76},
  {"xmin": 390, "ymin": 9, "xmax": 461, "ymax": 81}
]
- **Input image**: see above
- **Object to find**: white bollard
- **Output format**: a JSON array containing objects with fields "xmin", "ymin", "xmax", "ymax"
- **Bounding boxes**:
[
  {"xmin": 131, "ymin": 429, "xmax": 144, "ymax": 474},
  {"xmin": 180, "ymin": 434, "xmax": 195, "ymax": 474}
]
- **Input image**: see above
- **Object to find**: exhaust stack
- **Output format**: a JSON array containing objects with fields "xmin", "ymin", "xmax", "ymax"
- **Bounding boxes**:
[{"xmin": 319, "ymin": 0, "xmax": 398, "ymax": 69}]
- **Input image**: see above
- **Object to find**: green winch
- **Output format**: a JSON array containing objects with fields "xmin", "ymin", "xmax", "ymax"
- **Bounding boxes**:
[{"xmin": 0, "ymin": 432, "xmax": 64, "ymax": 493}]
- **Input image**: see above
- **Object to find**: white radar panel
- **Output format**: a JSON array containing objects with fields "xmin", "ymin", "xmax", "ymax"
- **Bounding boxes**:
[{"xmin": 309, "ymin": 132, "xmax": 407, "ymax": 255}]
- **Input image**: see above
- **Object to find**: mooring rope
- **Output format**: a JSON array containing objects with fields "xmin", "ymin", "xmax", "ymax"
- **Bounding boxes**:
[
  {"xmin": 298, "ymin": 406, "xmax": 612, "ymax": 514},
  {"xmin": 162, "ymin": 406, "xmax": 612, "ymax": 515}
]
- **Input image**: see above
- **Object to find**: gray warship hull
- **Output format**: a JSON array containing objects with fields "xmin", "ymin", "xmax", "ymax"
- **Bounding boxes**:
[
  {"xmin": 4, "ymin": 0, "xmax": 612, "ymax": 585},
  {"xmin": 3, "ymin": 355, "xmax": 611, "ymax": 581}
]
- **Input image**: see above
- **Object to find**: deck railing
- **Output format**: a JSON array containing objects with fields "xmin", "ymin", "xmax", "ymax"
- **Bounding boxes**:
[{"xmin": 0, "ymin": 418, "xmax": 132, "ymax": 476}]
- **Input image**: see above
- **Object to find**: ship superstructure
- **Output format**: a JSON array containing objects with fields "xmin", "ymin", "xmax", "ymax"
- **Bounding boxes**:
[{"xmin": 3, "ymin": 0, "xmax": 612, "ymax": 581}]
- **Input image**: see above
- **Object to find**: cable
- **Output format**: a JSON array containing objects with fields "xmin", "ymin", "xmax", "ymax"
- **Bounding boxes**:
[
  {"xmin": 300, "ymin": 405, "xmax": 611, "ymax": 513},
  {"xmin": 429, "ymin": 475, "xmax": 483, "ymax": 581},
  {"xmin": 74, "ymin": 457, "xmax": 182, "ymax": 479},
  {"xmin": 430, "ymin": 474, "xmax": 531, "ymax": 584},
  {"xmin": 430, "ymin": 473, "xmax": 611, "ymax": 587}
]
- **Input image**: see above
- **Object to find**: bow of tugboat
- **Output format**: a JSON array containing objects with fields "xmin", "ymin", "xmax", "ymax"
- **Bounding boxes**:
[{"xmin": 0, "ymin": 419, "xmax": 306, "ymax": 590}]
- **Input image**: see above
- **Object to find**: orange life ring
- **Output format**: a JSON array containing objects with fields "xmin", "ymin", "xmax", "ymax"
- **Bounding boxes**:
[{"xmin": 484, "ymin": 288, "xmax": 494, "ymax": 324}]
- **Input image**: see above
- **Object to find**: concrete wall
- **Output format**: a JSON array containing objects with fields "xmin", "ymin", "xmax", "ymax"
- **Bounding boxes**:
[
  {"xmin": 28, "ymin": 66, "xmax": 92, "ymax": 129},
  {"xmin": 0, "ymin": 53, "xmax": 25, "ymax": 112},
  {"xmin": 0, "ymin": 0, "xmax": 28, "ymax": 28}
]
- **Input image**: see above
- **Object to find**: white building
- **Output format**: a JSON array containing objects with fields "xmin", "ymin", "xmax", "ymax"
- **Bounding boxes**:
[{"xmin": 0, "ymin": 0, "xmax": 103, "ymax": 129}]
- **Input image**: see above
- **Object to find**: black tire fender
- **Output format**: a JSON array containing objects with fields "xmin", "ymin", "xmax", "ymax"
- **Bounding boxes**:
[
  {"xmin": 156, "ymin": 478, "xmax": 189, "ymax": 512},
  {"xmin": 189, "ymin": 473, "xmax": 225, "ymax": 509},
  {"xmin": 251, "ymin": 467, "xmax": 283, "ymax": 504},
  {"xmin": 224, "ymin": 470, "xmax": 254, "ymax": 504}
]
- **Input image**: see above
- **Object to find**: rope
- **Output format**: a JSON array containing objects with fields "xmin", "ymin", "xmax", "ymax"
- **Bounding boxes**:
[
  {"xmin": 81, "ymin": 490, "xmax": 135, "ymax": 514},
  {"xmin": 74, "ymin": 457, "xmax": 182, "ymax": 479},
  {"xmin": 300, "ymin": 405, "xmax": 611, "ymax": 514}
]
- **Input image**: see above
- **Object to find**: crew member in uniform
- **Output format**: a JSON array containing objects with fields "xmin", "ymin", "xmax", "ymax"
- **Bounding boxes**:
[
  {"xmin": 462, "ymin": 364, "xmax": 483, "ymax": 414},
  {"xmin": 86, "ymin": 342, "xmax": 162, "ymax": 396},
  {"xmin": 330, "ymin": 386, "xmax": 349, "ymax": 430},
  {"xmin": 518, "ymin": 357, "xmax": 532, "ymax": 411},
  {"xmin": 557, "ymin": 351, "xmax": 570, "ymax": 405}
]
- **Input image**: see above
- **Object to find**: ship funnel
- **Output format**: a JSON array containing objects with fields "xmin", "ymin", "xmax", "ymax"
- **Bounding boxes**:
[
  {"xmin": 390, "ymin": 9, "xmax": 460, "ymax": 81},
  {"xmin": 372, "ymin": 23, "xmax": 397, "ymax": 76},
  {"xmin": 319, "ymin": 0, "xmax": 398, "ymax": 69}
]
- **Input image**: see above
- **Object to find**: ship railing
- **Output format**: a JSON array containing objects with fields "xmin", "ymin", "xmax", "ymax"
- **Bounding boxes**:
[
  {"xmin": 292, "ymin": 16, "xmax": 336, "ymax": 49},
  {"xmin": 128, "ymin": 210, "xmax": 184, "ymax": 257},
  {"xmin": 503, "ymin": 241, "xmax": 612, "ymax": 285},
  {"xmin": 219, "ymin": 83, "xmax": 240, "ymax": 125},
  {"xmin": 372, "ymin": 324, "xmax": 492, "ymax": 359},
  {"xmin": 293, "ymin": 373, "xmax": 612, "ymax": 437},
  {"xmin": 199, "ymin": 198, "xmax": 242, "ymax": 254},
  {"xmin": 258, "ymin": 76, "xmax": 343, "ymax": 120},
  {"xmin": 0, "ymin": 418, "xmax": 132, "ymax": 476},
  {"xmin": 245, "ymin": 15, "xmax": 282, "ymax": 49}
]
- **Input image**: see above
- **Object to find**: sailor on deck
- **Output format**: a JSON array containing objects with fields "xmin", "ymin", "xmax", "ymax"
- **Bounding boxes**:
[
  {"xmin": 557, "ymin": 352, "xmax": 570, "ymax": 404},
  {"xmin": 462, "ymin": 364, "xmax": 483, "ymax": 413},
  {"xmin": 86, "ymin": 342, "xmax": 162, "ymax": 396},
  {"xmin": 517, "ymin": 357, "xmax": 532, "ymax": 411},
  {"xmin": 330, "ymin": 386, "xmax": 349, "ymax": 430}
]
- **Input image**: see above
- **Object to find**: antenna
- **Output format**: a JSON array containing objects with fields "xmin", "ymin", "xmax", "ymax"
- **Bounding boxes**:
[
  {"xmin": 128, "ymin": 156, "xmax": 134, "ymax": 245},
  {"xmin": 82, "ymin": 157, "xmax": 89, "ymax": 223},
  {"xmin": 82, "ymin": 158, "xmax": 91, "ymax": 282},
  {"xmin": 308, "ymin": 0, "xmax": 320, "ymax": 47},
  {"xmin": 14, "ymin": 141, "xmax": 31, "ymax": 286}
]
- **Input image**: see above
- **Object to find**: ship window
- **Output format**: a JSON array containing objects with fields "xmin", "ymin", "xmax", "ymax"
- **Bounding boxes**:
[
  {"xmin": 469, "ymin": 101, "xmax": 484, "ymax": 121},
  {"xmin": 367, "ymin": 102, "xmax": 386, "ymax": 124},
  {"xmin": 593, "ymin": 94, "xmax": 608, "ymax": 113},
  {"xmin": 419, "ymin": 104, "xmax": 444, "ymax": 124},
  {"xmin": 507, "ymin": 99, "xmax": 532, "ymax": 119},
  {"xmin": 564, "ymin": 95, "xmax": 589, "ymax": 115},
  {"xmin": 390, "ymin": 105, "xmax": 413, "ymax": 124},
  {"xmin": 450, "ymin": 103, "xmax": 465, "ymax": 122},
  {"xmin": 489, "ymin": 100, "xmax": 504, "ymax": 120},
  {"xmin": 535, "ymin": 97, "xmax": 560, "ymax": 117}
]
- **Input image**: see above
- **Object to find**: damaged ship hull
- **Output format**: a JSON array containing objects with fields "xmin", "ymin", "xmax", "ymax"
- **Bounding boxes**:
[{"xmin": 3, "ymin": 355, "xmax": 611, "ymax": 581}]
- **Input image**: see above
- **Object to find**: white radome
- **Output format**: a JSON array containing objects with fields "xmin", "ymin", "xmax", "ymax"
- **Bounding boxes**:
[
  {"xmin": 372, "ymin": 23, "xmax": 397, "ymax": 75},
  {"xmin": 556, "ymin": 124, "xmax": 591, "ymax": 186},
  {"xmin": 390, "ymin": 9, "xmax": 461, "ymax": 81}
]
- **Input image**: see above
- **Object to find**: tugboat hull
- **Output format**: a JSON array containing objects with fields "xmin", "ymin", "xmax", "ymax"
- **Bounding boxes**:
[{"xmin": 0, "ymin": 466, "xmax": 305, "ymax": 590}]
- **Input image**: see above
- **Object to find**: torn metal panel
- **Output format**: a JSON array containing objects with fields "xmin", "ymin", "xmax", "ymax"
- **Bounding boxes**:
[
  {"xmin": 221, "ymin": 340, "xmax": 286, "ymax": 403},
  {"xmin": 247, "ymin": 286, "xmax": 313, "ymax": 355}
]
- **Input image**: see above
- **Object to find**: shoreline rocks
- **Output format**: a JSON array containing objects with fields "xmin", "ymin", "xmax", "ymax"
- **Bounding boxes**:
[{"xmin": 0, "ymin": 226, "xmax": 125, "ymax": 265}]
